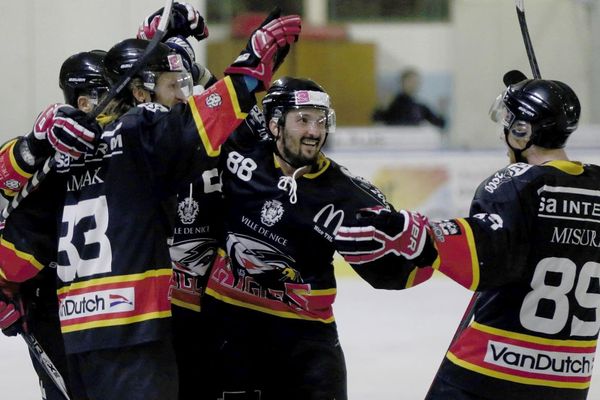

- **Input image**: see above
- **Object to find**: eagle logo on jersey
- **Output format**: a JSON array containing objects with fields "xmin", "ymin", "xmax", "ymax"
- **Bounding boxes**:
[
  {"xmin": 226, "ymin": 233, "xmax": 301, "ymax": 283},
  {"xmin": 261, "ymin": 200, "xmax": 284, "ymax": 227},
  {"xmin": 226, "ymin": 233, "xmax": 306, "ymax": 308},
  {"xmin": 170, "ymin": 238, "xmax": 217, "ymax": 276},
  {"xmin": 178, "ymin": 195, "xmax": 199, "ymax": 225}
]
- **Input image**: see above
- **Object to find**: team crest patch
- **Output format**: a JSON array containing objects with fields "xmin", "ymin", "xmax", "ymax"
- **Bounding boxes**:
[
  {"xmin": 4, "ymin": 179, "xmax": 20, "ymax": 190},
  {"xmin": 178, "ymin": 196, "xmax": 199, "ymax": 225},
  {"xmin": 205, "ymin": 93, "xmax": 222, "ymax": 108},
  {"xmin": 261, "ymin": 200, "xmax": 284, "ymax": 227}
]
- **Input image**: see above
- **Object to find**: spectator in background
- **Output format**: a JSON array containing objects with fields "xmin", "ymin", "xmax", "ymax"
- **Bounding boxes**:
[{"xmin": 373, "ymin": 67, "xmax": 446, "ymax": 129}]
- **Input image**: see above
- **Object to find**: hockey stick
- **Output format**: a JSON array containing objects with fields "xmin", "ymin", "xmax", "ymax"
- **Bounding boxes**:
[
  {"xmin": 427, "ymin": 5, "xmax": 538, "ymax": 395},
  {"xmin": 21, "ymin": 332, "xmax": 71, "ymax": 400},
  {"xmin": 0, "ymin": 289, "xmax": 70, "ymax": 398},
  {"xmin": 515, "ymin": 0, "xmax": 541, "ymax": 79},
  {"xmin": 424, "ymin": 290, "xmax": 478, "ymax": 396},
  {"xmin": 88, "ymin": 0, "xmax": 174, "ymax": 122},
  {"xmin": 0, "ymin": 0, "xmax": 175, "ymax": 229},
  {"xmin": 448, "ymin": 291, "xmax": 478, "ymax": 346}
]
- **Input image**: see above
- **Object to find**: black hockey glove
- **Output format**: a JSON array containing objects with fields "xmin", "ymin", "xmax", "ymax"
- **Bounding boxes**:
[
  {"xmin": 138, "ymin": 2, "xmax": 209, "ymax": 41},
  {"xmin": 335, "ymin": 206, "xmax": 437, "ymax": 267},
  {"xmin": 30, "ymin": 104, "xmax": 100, "ymax": 159},
  {"xmin": 224, "ymin": 8, "xmax": 301, "ymax": 92}
]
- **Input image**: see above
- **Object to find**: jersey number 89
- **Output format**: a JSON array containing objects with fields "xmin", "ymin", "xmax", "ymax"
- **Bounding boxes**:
[{"xmin": 519, "ymin": 257, "xmax": 600, "ymax": 337}]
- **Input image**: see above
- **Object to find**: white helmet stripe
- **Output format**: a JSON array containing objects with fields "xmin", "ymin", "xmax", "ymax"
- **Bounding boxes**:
[{"xmin": 293, "ymin": 90, "xmax": 330, "ymax": 108}]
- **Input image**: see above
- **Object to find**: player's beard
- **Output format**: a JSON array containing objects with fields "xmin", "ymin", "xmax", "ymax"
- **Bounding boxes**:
[{"xmin": 279, "ymin": 130, "xmax": 322, "ymax": 169}]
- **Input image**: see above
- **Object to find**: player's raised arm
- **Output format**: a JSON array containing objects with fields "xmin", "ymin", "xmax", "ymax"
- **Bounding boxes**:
[{"xmin": 188, "ymin": 8, "xmax": 301, "ymax": 153}]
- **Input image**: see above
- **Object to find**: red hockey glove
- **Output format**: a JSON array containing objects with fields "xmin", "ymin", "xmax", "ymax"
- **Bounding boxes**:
[
  {"xmin": 137, "ymin": 2, "xmax": 209, "ymax": 41},
  {"xmin": 0, "ymin": 280, "xmax": 25, "ymax": 337},
  {"xmin": 31, "ymin": 104, "xmax": 97, "ymax": 159},
  {"xmin": 335, "ymin": 206, "xmax": 436, "ymax": 266},
  {"xmin": 0, "ymin": 298, "xmax": 24, "ymax": 336},
  {"xmin": 224, "ymin": 8, "xmax": 301, "ymax": 92}
]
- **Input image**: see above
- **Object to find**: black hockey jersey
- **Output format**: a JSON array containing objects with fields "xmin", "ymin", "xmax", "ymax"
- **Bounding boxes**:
[
  {"xmin": 0, "ymin": 146, "xmax": 64, "ymax": 336},
  {"xmin": 205, "ymin": 124, "xmax": 432, "ymax": 323},
  {"xmin": 0, "ymin": 136, "xmax": 65, "ymax": 324},
  {"xmin": 431, "ymin": 161, "xmax": 600, "ymax": 400},
  {"xmin": 48, "ymin": 76, "xmax": 252, "ymax": 354},
  {"xmin": 169, "ymin": 177, "xmax": 222, "ymax": 312},
  {"xmin": 168, "ymin": 103, "xmax": 268, "ymax": 312},
  {"xmin": 0, "ymin": 138, "xmax": 62, "ymax": 280}
]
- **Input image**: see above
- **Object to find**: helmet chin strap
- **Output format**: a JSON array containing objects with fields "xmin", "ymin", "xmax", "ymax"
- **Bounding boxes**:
[{"xmin": 504, "ymin": 129, "xmax": 533, "ymax": 163}]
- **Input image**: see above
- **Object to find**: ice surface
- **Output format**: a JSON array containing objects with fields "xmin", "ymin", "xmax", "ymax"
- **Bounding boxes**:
[{"xmin": 1, "ymin": 276, "xmax": 599, "ymax": 399}]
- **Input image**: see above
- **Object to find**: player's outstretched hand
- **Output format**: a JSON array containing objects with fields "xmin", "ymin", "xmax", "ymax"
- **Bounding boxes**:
[
  {"xmin": 31, "ymin": 104, "xmax": 98, "ymax": 159},
  {"xmin": 335, "ymin": 206, "xmax": 436, "ymax": 266},
  {"xmin": 138, "ymin": 2, "xmax": 209, "ymax": 41},
  {"xmin": 224, "ymin": 8, "xmax": 301, "ymax": 92}
]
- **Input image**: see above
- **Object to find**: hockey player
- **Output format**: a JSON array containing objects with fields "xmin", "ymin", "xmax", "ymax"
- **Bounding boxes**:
[
  {"xmin": 422, "ymin": 73, "xmax": 599, "ymax": 400},
  {"xmin": 342, "ymin": 71, "xmax": 598, "ymax": 399},
  {"xmin": 136, "ymin": 7, "xmax": 222, "ymax": 399},
  {"xmin": 0, "ymin": 11, "xmax": 300, "ymax": 400},
  {"xmin": 0, "ymin": 4, "xmax": 221, "ymax": 399},
  {"xmin": 0, "ymin": 49, "xmax": 109, "ymax": 400},
  {"xmin": 0, "ymin": 6, "xmax": 210, "ymax": 397},
  {"xmin": 199, "ymin": 76, "xmax": 434, "ymax": 399}
]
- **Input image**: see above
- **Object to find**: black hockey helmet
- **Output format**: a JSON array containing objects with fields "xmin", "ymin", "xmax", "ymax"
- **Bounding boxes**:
[
  {"xmin": 59, "ymin": 50, "xmax": 109, "ymax": 107},
  {"xmin": 103, "ymin": 38, "xmax": 187, "ymax": 93},
  {"xmin": 490, "ymin": 71, "xmax": 580, "ymax": 149},
  {"xmin": 262, "ymin": 76, "xmax": 336, "ymax": 134}
]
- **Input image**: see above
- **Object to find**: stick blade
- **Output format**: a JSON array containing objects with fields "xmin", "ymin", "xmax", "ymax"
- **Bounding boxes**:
[{"xmin": 515, "ymin": 0, "xmax": 524, "ymax": 12}]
